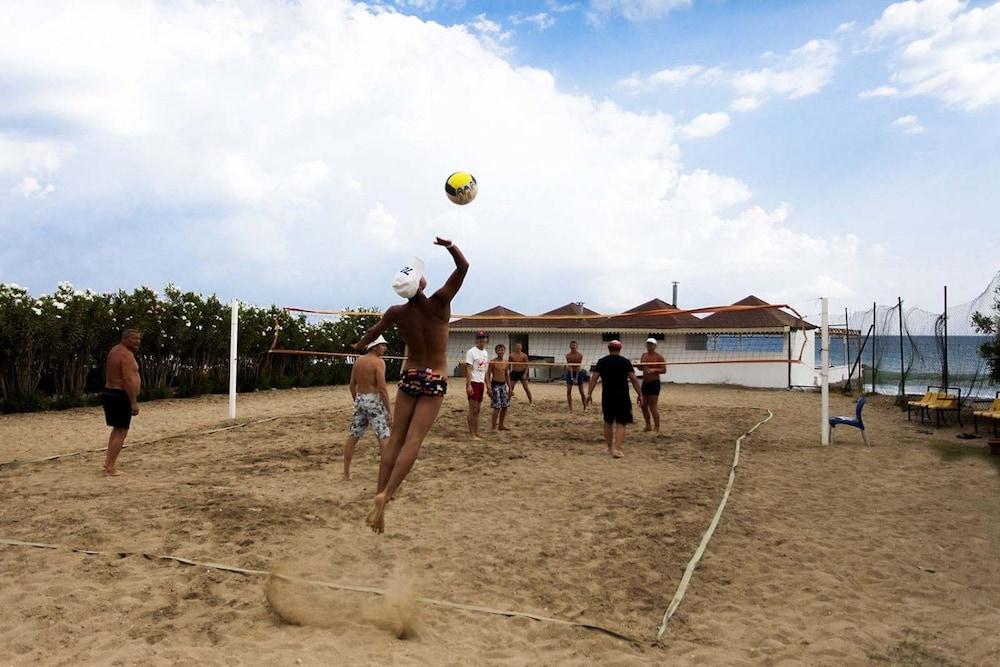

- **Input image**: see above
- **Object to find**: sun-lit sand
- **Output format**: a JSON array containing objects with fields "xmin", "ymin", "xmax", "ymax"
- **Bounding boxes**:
[{"xmin": 1, "ymin": 383, "xmax": 997, "ymax": 664}]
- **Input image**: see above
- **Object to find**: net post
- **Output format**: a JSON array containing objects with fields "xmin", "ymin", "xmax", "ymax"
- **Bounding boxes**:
[
  {"xmin": 229, "ymin": 299, "xmax": 239, "ymax": 420},
  {"xmin": 821, "ymin": 297, "xmax": 830, "ymax": 446},
  {"xmin": 898, "ymin": 297, "xmax": 905, "ymax": 397}
]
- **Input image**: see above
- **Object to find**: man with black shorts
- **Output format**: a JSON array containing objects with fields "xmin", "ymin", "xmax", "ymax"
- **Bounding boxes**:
[
  {"xmin": 507, "ymin": 343, "xmax": 532, "ymax": 405},
  {"xmin": 565, "ymin": 340, "xmax": 587, "ymax": 412},
  {"xmin": 639, "ymin": 337, "xmax": 666, "ymax": 432},
  {"xmin": 586, "ymin": 340, "xmax": 643, "ymax": 458},
  {"xmin": 100, "ymin": 329, "xmax": 142, "ymax": 476}
]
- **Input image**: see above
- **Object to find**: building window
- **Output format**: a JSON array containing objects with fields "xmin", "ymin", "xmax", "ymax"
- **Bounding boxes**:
[{"xmin": 685, "ymin": 334, "xmax": 707, "ymax": 351}]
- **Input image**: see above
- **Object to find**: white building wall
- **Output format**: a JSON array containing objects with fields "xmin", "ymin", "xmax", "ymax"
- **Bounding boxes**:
[{"xmin": 448, "ymin": 329, "xmax": 812, "ymax": 389}]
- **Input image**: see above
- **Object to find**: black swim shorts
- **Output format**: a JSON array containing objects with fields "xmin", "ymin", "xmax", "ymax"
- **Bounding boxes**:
[
  {"xmin": 602, "ymin": 399, "xmax": 634, "ymax": 425},
  {"xmin": 101, "ymin": 388, "xmax": 133, "ymax": 429},
  {"xmin": 641, "ymin": 380, "xmax": 661, "ymax": 396}
]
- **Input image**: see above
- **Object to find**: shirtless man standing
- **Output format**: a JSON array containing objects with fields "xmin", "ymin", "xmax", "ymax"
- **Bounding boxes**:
[
  {"xmin": 342, "ymin": 335, "xmax": 392, "ymax": 480},
  {"xmin": 565, "ymin": 341, "xmax": 587, "ymax": 412},
  {"xmin": 507, "ymin": 343, "xmax": 532, "ymax": 405},
  {"xmin": 639, "ymin": 338, "xmax": 667, "ymax": 433},
  {"xmin": 101, "ymin": 329, "xmax": 142, "ymax": 476},
  {"xmin": 485, "ymin": 344, "xmax": 511, "ymax": 431},
  {"xmin": 354, "ymin": 238, "xmax": 469, "ymax": 534}
]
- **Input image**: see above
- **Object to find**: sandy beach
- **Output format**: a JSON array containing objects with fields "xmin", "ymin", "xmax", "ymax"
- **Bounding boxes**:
[{"xmin": 1, "ymin": 383, "xmax": 997, "ymax": 665}]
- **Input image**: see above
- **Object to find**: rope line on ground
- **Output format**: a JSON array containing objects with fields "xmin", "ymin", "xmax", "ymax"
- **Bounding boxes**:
[
  {"xmin": 0, "ymin": 537, "xmax": 644, "ymax": 645},
  {"xmin": 0, "ymin": 404, "xmax": 359, "ymax": 470},
  {"xmin": 655, "ymin": 408, "xmax": 774, "ymax": 640}
]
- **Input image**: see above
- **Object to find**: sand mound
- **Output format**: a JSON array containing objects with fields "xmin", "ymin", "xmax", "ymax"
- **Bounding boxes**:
[{"xmin": 266, "ymin": 565, "xmax": 420, "ymax": 640}]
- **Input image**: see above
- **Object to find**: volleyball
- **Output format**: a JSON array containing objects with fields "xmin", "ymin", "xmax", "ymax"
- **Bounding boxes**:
[{"xmin": 445, "ymin": 171, "xmax": 478, "ymax": 205}]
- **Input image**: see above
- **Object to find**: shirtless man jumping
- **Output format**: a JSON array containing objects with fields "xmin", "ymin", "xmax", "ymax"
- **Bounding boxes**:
[
  {"xmin": 100, "ymin": 329, "xmax": 142, "ymax": 476},
  {"xmin": 342, "ymin": 335, "xmax": 392, "ymax": 480},
  {"xmin": 354, "ymin": 238, "xmax": 469, "ymax": 534},
  {"xmin": 507, "ymin": 343, "xmax": 532, "ymax": 405},
  {"xmin": 565, "ymin": 341, "xmax": 587, "ymax": 412},
  {"xmin": 639, "ymin": 338, "xmax": 667, "ymax": 433},
  {"xmin": 484, "ymin": 344, "xmax": 511, "ymax": 431}
]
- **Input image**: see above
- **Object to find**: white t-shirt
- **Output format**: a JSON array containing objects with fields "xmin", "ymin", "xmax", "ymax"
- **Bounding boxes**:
[{"xmin": 465, "ymin": 346, "xmax": 489, "ymax": 383}]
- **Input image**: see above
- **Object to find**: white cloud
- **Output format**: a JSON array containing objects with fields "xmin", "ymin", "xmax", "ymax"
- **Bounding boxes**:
[
  {"xmin": 588, "ymin": 0, "xmax": 691, "ymax": 23},
  {"xmin": 510, "ymin": 13, "xmax": 556, "ymax": 31},
  {"xmin": 858, "ymin": 85, "xmax": 899, "ymax": 98},
  {"xmin": 468, "ymin": 13, "xmax": 513, "ymax": 53},
  {"xmin": 835, "ymin": 21, "xmax": 857, "ymax": 34},
  {"xmin": 730, "ymin": 96, "xmax": 761, "ymax": 112},
  {"xmin": 729, "ymin": 39, "xmax": 839, "ymax": 100},
  {"xmin": 0, "ymin": 0, "xmax": 868, "ymax": 310},
  {"xmin": 678, "ymin": 112, "xmax": 731, "ymax": 140},
  {"xmin": 12, "ymin": 177, "xmax": 55, "ymax": 199},
  {"xmin": 891, "ymin": 114, "xmax": 926, "ymax": 133},
  {"xmin": 615, "ymin": 39, "xmax": 838, "ymax": 110},
  {"xmin": 868, "ymin": 0, "xmax": 967, "ymax": 42},
  {"xmin": 547, "ymin": 1, "xmax": 580, "ymax": 13},
  {"xmin": 867, "ymin": 0, "xmax": 1000, "ymax": 110},
  {"xmin": 393, "ymin": 0, "xmax": 467, "ymax": 11}
]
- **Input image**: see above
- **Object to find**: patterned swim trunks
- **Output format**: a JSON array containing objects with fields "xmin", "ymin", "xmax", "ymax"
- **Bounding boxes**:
[
  {"xmin": 490, "ymin": 381, "xmax": 511, "ymax": 409},
  {"xmin": 398, "ymin": 368, "xmax": 448, "ymax": 398},
  {"xmin": 349, "ymin": 393, "xmax": 391, "ymax": 439}
]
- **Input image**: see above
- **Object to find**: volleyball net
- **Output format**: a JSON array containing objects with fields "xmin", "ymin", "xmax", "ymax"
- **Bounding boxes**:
[{"xmin": 266, "ymin": 301, "xmax": 816, "ymax": 382}]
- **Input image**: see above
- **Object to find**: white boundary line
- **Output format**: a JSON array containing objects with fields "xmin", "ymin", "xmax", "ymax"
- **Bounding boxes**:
[{"xmin": 656, "ymin": 408, "xmax": 774, "ymax": 640}]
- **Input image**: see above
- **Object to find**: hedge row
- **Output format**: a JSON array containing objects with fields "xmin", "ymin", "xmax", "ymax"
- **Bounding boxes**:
[{"xmin": 0, "ymin": 282, "xmax": 400, "ymax": 413}]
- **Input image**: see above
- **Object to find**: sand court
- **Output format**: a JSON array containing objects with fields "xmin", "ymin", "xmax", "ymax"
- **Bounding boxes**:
[{"xmin": 1, "ymin": 383, "xmax": 998, "ymax": 664}]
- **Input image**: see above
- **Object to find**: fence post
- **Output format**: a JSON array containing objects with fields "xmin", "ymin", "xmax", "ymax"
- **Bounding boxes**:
[
  {"xmin": 871, "ymin": 302, "xmax": 877, "ymax": 394},
  {"xmin": 942, "ymin": 286, "xmax": 949, "ymax": 389},
  {"xmin": 898, "ymin": 297, "xmax": 905, "ymax": 397},
  {"xmin": 229, "ymin": 299, "xmax": 239, "ymax": 420}
]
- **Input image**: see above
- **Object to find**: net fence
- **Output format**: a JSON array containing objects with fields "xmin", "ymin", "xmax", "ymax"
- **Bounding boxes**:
[{"xmin": 840, "ymin": 271, "xmax": 1000, "ymax": 402}]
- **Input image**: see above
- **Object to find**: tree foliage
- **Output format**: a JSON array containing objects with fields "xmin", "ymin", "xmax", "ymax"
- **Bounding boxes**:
[
  {"xmin": 0, "ymin": 282, "xmax": 400, "ymax": 412},
  {"xmin": 972, "ymin": 285, "xmax": 1000, "ymax": 385}
]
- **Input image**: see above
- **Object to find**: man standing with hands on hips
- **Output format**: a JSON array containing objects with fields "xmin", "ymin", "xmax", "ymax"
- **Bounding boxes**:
[{"xmin": 465, "ymin": 331, "xmax": 489, "ymax": 440}]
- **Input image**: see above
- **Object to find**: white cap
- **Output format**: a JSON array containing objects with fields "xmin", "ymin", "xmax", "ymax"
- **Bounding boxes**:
[
  {"xmin": 392, "ymin": 257, "xmax": 425, "ymax": 299},
  {"xmin": 646, "ymin": 337, "xmax": 658, "ymax": 345},
  {"xmin": 367, "ymin": 335, "xmax": 389, "ymax": 350}
]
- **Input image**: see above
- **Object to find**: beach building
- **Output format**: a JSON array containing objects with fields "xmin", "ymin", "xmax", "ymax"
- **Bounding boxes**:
[{"xmin": 448, "ymin": 296, "xmax": 850, "ymax": 389}]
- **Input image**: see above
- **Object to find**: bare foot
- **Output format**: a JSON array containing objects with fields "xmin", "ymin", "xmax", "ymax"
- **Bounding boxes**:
[
  {"xmin": 472, "ymin": 435, "xmax": 483, "ymax": 441},
  {"xmin": 643, "ymin": 425, "xmax": 652, "ymax": 432},
  {"xmin": 103, "ymin": 467, "xmax": 122, "ymax": 477},
  {"xmin": 612, "ymin": 450, "xmax": 623, "ymax": 459},
  {"xmin": 343, "ymin": 472, "xmax": 351, "ymax": 481},
  {"xmin": 499, "ymin": 425, "xmax": 510, "ymax": 431},
  {"xmin": 366, "ymin": 493, "xmax": 388, "ymax": 534}
]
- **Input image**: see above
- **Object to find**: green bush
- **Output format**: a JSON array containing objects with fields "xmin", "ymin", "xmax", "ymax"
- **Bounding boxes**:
[{"xmin": 0, "ymin": 282, "xmax": 396, "ymax": 413}]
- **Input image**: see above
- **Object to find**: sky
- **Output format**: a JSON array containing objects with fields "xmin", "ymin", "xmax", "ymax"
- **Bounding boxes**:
[{"xmin": 1, "ymin": 0, "xmax": 998, "ymax": 321}]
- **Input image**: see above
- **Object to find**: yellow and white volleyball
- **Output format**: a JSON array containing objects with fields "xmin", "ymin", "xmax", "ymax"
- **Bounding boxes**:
[{"xmin": 444, "ymin": 171, "xmax": 478, "ymax": 205}]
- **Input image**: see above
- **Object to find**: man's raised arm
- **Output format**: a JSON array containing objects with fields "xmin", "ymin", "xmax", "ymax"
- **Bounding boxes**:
[
  {"xmin": 431, "ymin": 237, "xmax": 469, "ymax": 304},
  {"xmin": 353, "ymin": 308, "xmax": 398, "ymax": 351}
]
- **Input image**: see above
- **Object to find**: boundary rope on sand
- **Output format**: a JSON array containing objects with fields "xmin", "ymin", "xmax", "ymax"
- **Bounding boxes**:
[
  {"xmin": 0, "ymin": 404, "xmax": 356, "ymax": 470},
  {"xmin": 655, "ymin": 408, "xmax": 773, "ymax": 640},
  {"xmin": 0, "ymin": 538, "xmax": 643, "ymax": 645},
  {"xmin": 0, "ymin": 417, "xmax": 281, "ymax": 469}
]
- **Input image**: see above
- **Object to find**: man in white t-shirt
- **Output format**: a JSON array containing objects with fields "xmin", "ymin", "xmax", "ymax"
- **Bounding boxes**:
[{"xmin": 465, "ymin": 330, "xmax": 489, "ymax": 440}]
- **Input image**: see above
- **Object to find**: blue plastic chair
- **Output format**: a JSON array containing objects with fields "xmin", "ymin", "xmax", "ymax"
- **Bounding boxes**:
[{"xmin": 829, "ymin": 396, "xmax": 870, "ymax": 447}]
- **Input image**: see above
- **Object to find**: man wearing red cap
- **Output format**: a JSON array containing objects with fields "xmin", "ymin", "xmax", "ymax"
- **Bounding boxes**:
[{"xmin": 586, "ymin": 340, "xmax": 643, "ymax": 458}]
